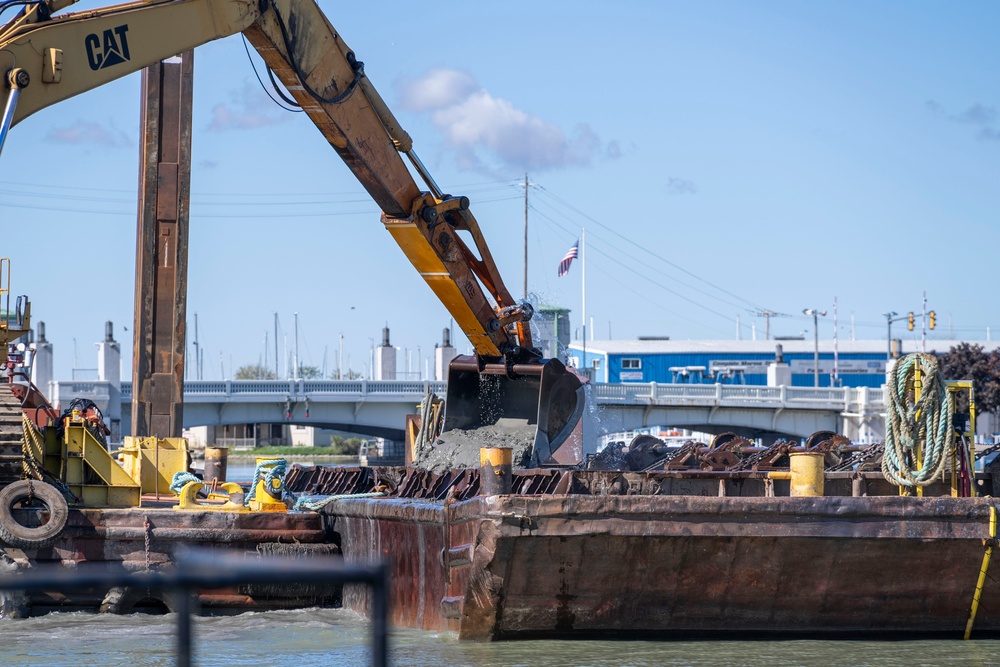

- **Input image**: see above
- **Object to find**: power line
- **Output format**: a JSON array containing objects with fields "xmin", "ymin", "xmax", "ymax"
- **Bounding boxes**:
[
  {"xmin": 534, "ymin": 185, "xmax": 770, "ymax": 313},
  {"xmin": 529, "ymin": 205, "xmax": 747, "ymax": 329},
  {"xmin": 529, "ymin": 198, "xmax": 754, "ymax": 313}
]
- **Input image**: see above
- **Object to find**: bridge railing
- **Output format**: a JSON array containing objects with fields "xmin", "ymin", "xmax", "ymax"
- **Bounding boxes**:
[
  {"xmin": 113, "ymin": 380, "xmax": 885, "ymax": 411},
  {"xmin": 119, "ymin": 380, "xmax": 448, "ymax": 401},
  {"xmin": 593, "ymin": 382, "xmax": 885, "ymax": 412}
]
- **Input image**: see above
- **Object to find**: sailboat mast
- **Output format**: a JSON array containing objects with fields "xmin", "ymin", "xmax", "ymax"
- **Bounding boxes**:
[{"xmin": 523, "ymin": 172, "xmax": 529, "ymax": 301}]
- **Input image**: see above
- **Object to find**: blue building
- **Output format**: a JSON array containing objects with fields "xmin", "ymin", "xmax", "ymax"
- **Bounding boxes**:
[{"xmin": 566, "ymin": 339, "xmax": 997, "ymax": 388}]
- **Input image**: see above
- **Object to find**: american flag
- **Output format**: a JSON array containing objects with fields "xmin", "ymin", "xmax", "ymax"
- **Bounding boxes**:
[{"xmin": 557, "ymin": 240, "xmax": 579, "ymax": 277}]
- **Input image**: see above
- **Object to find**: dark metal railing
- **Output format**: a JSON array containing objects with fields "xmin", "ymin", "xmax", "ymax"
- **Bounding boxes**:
[{"xmin": 0, "ymin": 549, "xmax": 388, "ymax": 667}]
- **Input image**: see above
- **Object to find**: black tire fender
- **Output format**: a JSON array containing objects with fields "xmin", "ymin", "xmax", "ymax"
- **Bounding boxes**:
[
  {"xmin": 0, "ymin": 480, "xmax": 69, "ymax": 550},
  {"xmin": 100, "ymin": 586, "xmax": 183, "ymax": 615}
]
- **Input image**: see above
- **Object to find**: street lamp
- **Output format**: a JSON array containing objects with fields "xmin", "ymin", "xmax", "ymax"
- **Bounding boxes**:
[
  {"xmin": 883, "ymin": 311, "xmax": 898, "ymax": 361},
  {"xmin": 802, "ymin": 308, "xmax": 827, "ymax": 387}
]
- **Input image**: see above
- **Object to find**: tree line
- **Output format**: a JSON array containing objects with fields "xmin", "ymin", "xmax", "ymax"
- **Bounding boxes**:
[
  {"xmin": 233, "ymin": 363, "xmax": 363, "ymax": 380},
  {"xmin": 936, "ymin": 343, "xmax": 1000, "ymax": 417}
]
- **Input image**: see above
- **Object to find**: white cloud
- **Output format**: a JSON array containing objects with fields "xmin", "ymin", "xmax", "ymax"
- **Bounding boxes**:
[
  {"xmin": 399, "ymin": 68, "xmax": 477, "ymax": 112},
  {"xmin": 208, "ymin": 81, "xmax": 292, "ymax": 132},
  {"xmin": 45, "ymin": 120, "xmax": 133, "ymax": 148},
  {"xmin": 398, "ymin": 68, "xmax": 617, "ymax": 172}
]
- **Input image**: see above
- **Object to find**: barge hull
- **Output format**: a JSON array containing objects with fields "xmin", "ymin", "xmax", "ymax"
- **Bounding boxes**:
[
  {"xmin": 2, "ymin": 507, "xmax": 339, "ymax": 615},
  {"xmin": 326, "ymin": 494, "xmax": 1000, "ymax": 640}
]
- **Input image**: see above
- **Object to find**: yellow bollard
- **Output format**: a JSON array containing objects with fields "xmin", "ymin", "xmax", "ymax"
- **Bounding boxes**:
[
  {"xmin": 768, "ymin": 452, "xmax": 825, "ymax": 497},
  {"xmin": 479, "ymin": 447, "xmax": 513, "ymax": 496},
  {"xmin": 249, "ymin": 457, "xmax": 288, "ymax": 512},
  {"xmin": 788, "ymin": 452, "xmax": 825, "ymax": 496},
  {"xmin": 173, "ymin": 481, "xmax": 248, "ymax": 513}
]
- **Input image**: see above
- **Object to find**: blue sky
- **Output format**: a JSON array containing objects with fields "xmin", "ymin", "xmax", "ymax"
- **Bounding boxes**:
[{"xmin": 2, "ymin": 0, "xmax": 998, "ymax": 381}]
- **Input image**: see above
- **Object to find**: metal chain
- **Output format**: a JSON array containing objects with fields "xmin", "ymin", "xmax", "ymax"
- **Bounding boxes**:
[
  {"xmin": 975, "ymin": 443, "xmax": 1000, "ymax": 462},
  {"xmin": 828, "ymin": 442, "xmax": 886, "ymax": 473},
  {"xmin": 641, "ymin": 441, "xmax": 700, "ymax": 471},
  {"xmin": 143, "ymin": 516, "xmax": 152, "ymax": 572},
  {"xmin": 728, "ymin": 440, "xmax": 793, "ymax": 472}
]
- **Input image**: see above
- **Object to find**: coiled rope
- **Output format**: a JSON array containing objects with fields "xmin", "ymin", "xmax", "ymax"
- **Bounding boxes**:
[
  {"xmin": 881, "ymin": 353, "xmax": 955, "ymax": 488},
  {"xmin": 169, "ymin": 471, "xmax": 201, "ymax": 495},
  {"xmin": 245, "ymin": 458, "xmax": 287, "ymax": 506}
]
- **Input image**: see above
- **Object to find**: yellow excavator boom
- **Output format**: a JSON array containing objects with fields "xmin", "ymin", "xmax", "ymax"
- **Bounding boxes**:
[{"xmin": 1, "ymin": 0, "xmax": 583, "ymax": 462}]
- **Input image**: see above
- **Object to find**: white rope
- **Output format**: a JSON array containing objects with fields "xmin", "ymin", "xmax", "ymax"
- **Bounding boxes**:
[{"xmin": 881, "ymin": 353, "xmax": 954, "ymax": 488}]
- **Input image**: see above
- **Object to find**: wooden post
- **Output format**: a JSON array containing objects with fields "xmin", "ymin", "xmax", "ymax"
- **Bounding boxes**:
[{"xmin": 132, "ymin": 52, "xmax": 193, "ymax": 438}]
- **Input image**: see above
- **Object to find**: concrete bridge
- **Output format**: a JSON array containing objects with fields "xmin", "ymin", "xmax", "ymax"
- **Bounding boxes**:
[
  {"xmin": 588, "ymin": 382, "xmax": 885, "ymax": 443},
  {"xmin": 50, "ymin": 379, "xmax": 887, "ymax": 443}
]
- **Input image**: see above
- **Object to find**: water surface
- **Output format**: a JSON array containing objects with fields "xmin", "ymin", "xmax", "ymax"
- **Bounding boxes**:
[{"xmin": 2, "ymin": 608, "xmax": 999, "ymax": 667}]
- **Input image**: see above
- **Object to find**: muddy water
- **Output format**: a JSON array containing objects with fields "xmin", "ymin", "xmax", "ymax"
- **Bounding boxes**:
[{"xmin": 2, "ymin": 608, "xmax": 999, "ymax": 666}]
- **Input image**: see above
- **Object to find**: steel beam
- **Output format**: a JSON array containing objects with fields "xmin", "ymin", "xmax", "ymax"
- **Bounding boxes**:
[{"xmin": 132, "ymin": 53, "xmax": 192, "ymax": 438}]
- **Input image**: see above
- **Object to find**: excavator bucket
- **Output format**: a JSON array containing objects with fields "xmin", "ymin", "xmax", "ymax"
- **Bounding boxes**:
[{"xmin": 443, "ymin": 355, "xmax": 586, "ymax": 467}]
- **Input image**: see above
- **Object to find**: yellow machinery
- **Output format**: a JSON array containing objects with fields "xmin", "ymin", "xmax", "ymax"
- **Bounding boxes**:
[
  {"xmin": 22, "ymin": 411, "xmax": 140, "ymax": 507},
  {"xmin": 118, "ymin": 436, "xmax": 188, "ymax": 495}
]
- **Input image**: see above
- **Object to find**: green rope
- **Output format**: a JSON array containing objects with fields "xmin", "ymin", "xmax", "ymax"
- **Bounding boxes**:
[
  {"xmin": 293, "ymin": 491, "xmax": 387, "ymax": 512},
  {"xmin": 882, "ymin": 353, "xmax": 955, "ymax": 488},
  {"xmin": 245, "ymin": 458, "xmax": 287, "ymax": 506},
  {"xmin": 169, "ymin": 471, "xmax": 201, "ymax": 495}
]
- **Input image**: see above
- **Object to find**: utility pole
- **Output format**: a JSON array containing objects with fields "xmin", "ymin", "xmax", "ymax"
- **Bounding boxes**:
[
  {"xmin": 921, "ymin": 291, "xmax": 927, "ymax": 353},
  {"xmin": 293, "ymin": 312, "xmax": 299, "ymax": 381},
  {"xmin": 339, "ymin": 333, "xmax": 344, "ymax": 380},
  {"xmin": 884, "ymin": 311, "xmax": 900, "ymax": 360},
  {"xmin": 802, "ymin": 308, "xmax": 827, "ymax": 387},
  {"xmin": 832, "ymin": 297, "xmax": 839, "ymax": 387},
  {"xmin": 193, "ymin": 313, "xmax": 200, "ymax": 381},
  {"xmin": 273, "ymin": 313, "xmax": 279, "ymax": 379},
  {"xmin": 755, "ymin": 310, "xmax": 786, "ymax": 340}
]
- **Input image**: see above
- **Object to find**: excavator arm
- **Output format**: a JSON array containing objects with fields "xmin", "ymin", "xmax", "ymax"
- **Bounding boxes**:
[
  {"xmin": 1, "ymin": 0, "xmax": 584, "ymax": 463},
  {"xmin": 1, "ymin": 0, "xmax": 527, "ymax": 360}
]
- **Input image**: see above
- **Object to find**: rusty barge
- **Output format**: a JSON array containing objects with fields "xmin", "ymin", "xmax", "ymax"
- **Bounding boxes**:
[
  {"xmin": 282, "ymin": 459, "xmax": 1000, "ymax": 641},
  {"xmin": 1, "ymin": 505, "xmax": 338, "ymax": 616}
]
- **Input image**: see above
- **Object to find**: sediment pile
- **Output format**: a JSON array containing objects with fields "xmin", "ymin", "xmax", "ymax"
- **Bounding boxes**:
[{"xmin": 415, "ymin": 418, "xmax": 536, "ymax": 472}]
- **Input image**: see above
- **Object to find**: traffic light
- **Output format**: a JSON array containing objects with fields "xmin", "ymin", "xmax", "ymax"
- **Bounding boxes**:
[
  {"xmin": 908, "ymin": 312, "xmax": 915, "ymax": 331},
  {"xmin": 929, "ymin": 310, "xmax": 936, "ymax": 330}
]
